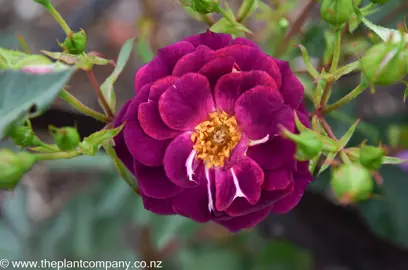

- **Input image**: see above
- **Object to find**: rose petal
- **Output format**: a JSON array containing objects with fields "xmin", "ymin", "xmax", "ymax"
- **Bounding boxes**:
[
  {"xmin": 247, "ymin": 136, "xmax": 296, "ymax": 170},
  {"xmin": 225, "ymin": 133, "xmax": 248, "ymax": 169},
  {"xmin": 148, "ymin": 76, "xmax": 178, "ymax": 102},
  {"xmin": 164, "ymin": 132, "xmax": 200, "ymax": 188},
  {"xmin": 159, "ymin": 73, "xmax": 214, "ymax": 131},
  {"xmin": 264, "ymin": 168, "xmax": 293, "ymax": 191},
  {"xmin": 172, "ymin": 45, "xmax": 216, "ymax": 76},
  {"xmin": 216, "ymin": 45, "xmax": 281, "ymax": 88},
  {"xmin": 235, "ymin": 86, "xmax": 294, "ymax": 140},
  {"xmin": 138, "ymin": 101, "xmax": 181, "ymax": 140},
  {"xmin": 215, "ymin": 206, "xmax": 272, "ymax": 232},
  {"xmin": 172, "ymin": 165, "xmax": 214, "ymax": 222},
  {"xmin": 123, "ymin": 83, "xmax": 152, "ymax": 121},
  {"xmin": 141, "ymin": 195, "xmax": 175, "ymax": 215},
  {"xmin": 184, "ymin": 31, "xmax": 232, "ymax": 50},
  {"xmin": 274, "ymin": 59, "xmax": 304, "ymax": 108},
  {"xmin": 124, "ymin": 121, "xmax": 170, "ymax": 166},
  {"xmin": 135, "ymin": 58, "xmax": 169, "ymax": 92},
  {"xmin": 158, "ymin": 41, "xmax": 195, "ymax": 72},
  {"xmin": 134, "ymin": 161, "xmax": 183, "ymax": 199},
  {"xmin": 225, "ymin": 180, "xmax": 294, "ymax": 216},
  {"xmin": 215, "ymin": 71, "xmax": 278, "ymax": 114},
  {"xmin": 271, "ymin": 174, "xmax": 310, "ymax": 213},
  {"xmin": 114, "ymin": 100, "xmax": 132, "ymax": 127},
  {"xmin": 231, "ymin": 37, "xmax": 259, "ymax": 48},
  {"xmin": 113, "ymin": 100, "xmax": 134, "ymax": 172},
  {"xmin": 198, "ymin": 56, "xmax": 235, "ymax": 88}
]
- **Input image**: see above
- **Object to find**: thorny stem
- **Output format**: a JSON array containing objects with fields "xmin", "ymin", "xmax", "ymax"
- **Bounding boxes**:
[
  {"xmin": 323, "ymin": 82, "xmax": 368, "ymax": 115},
  {"xmin": 275, "ymin": 0, "xmax": 316, "ymax": 57},
  {"xmin": 319, "ymin": 117, "xmax": 337, "ymax": 140},
  {"xmin": 59, "ymin": 89, "xmax": 111, "ymax": 123},
  {"xmin": 86, "ymin": 70, "xmax": 115, "ymax": 119}
]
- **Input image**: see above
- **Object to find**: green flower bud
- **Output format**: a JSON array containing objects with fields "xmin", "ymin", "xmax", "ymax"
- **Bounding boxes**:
[
  {"xmin": 50, "ymin": 126, "xmax": 80, "ymax": 151},
  {"xmin": 296, "ymin": 131, "xmax": 324, "ymax": 161},
  {"xmin": 359, "ymin": 145, "xmax": 384, "ymax": 171},
  {"xmin": 0, "ymin": 150, "xmax": 36, "ymax": 190},
  {"xmin": 320, "ymin": 0, "xmax": 354, "ymax": 26},
  {"xmin": 182, "ymin": 0, "xmax": 219, "ymax": 14},
  {"xmin": 361, "ymin": 42, "xmax": 408, "ymax": 85},
  {"xmin": 8, "ymin": 125, "xmax": 41, "ymax": 148},
  {"xmin": 331, "ymin": 163, "xmax": 373, "ymax": 203},
  {"xmin": 369, "ymin": 0, "xmax": 388, "ymax": 4},
  {"xmin": 61, "ymin": 29, "xmax": 87, "ymax": 55}
]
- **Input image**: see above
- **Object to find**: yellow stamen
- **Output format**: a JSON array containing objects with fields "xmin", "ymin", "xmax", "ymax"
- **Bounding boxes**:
[{"xmin": 191, "ymin": 110, "xmax": 241, "ymax": 168}]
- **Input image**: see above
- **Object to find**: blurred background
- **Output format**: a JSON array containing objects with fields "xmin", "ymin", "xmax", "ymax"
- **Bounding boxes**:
[{"xmin": 1, "ymin": 0, "xmax": 408, "ymax": 269}]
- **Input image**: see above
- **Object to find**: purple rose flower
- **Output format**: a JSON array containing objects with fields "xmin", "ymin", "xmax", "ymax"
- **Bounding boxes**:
[{"xmin": 114, "ymin": 31, "xmax": 313, "ymax": 232}]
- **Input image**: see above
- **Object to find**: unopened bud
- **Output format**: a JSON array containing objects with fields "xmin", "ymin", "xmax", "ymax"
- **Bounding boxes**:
[
  {"xmin": 320, "ymin": 0, "xmax": 354, "ymax": 26},
  {"xmin": 0, "ymin": 149, "xmax": 36, "ymax": 190},
  {"xmin": 50, "ymin": 126, "xmax": 80, "ymax": 151},
  {"xmin": 283, "ymin": 129, "xmax": 323, "ymax": 161},
  {"xmin": 61, "ymin": 29, "xmax": 87, "ymax": 55},
  {"xmin": 331, "ymin": 163, "xmax": 373, "ymax": 203},
  {"xmin": 8, "ymin": 125, "xmax": 41, "ymax": 148},
  {"xmin": 361, "ymin": 42, "xmax": 408, "ymax": 85},
  {"xmin": 359, "ymin": 145, "xmax": 384, "ymax": 171}
]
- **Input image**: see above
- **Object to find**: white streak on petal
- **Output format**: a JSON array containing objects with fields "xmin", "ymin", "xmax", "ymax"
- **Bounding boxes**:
[
  {"xmin": 205, "ymin": 165, "xmax": 214, "ymax": 213},
  {"xmin": 248, "ymin": 134, "xmax": 270, "ymax": 146},
  {"xmin": 231, "ymin": 168, "xmax": 245, "ymax": 199},
  {"xmin": 185, "ymin": 150, "xmax": 197, "ymax": 182}
]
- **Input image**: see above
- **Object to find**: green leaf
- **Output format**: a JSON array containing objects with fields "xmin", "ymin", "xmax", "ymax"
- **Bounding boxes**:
[
  {"xmin": 0, "ymin": 47, "xmax": 52, "ymax": 70},
  {"xmin": 79, "ymin": 124, "xmax": 124, "ymax": 156},
  {"xmin": 337, "ymin": 119, "xmax": 360, "ymax": 149},
  {"xmin": 0, "ymin": 69, "xmax": 74, "ymax": 139},
  {"xmin": 100, "ymin": 38, "xmax": 135, "ymax": 114}
]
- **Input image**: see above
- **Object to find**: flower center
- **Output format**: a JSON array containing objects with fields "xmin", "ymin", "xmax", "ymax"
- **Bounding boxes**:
[{"xmin": 191, "ymin": 110, "xmax": 241, "ymax": 168}]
